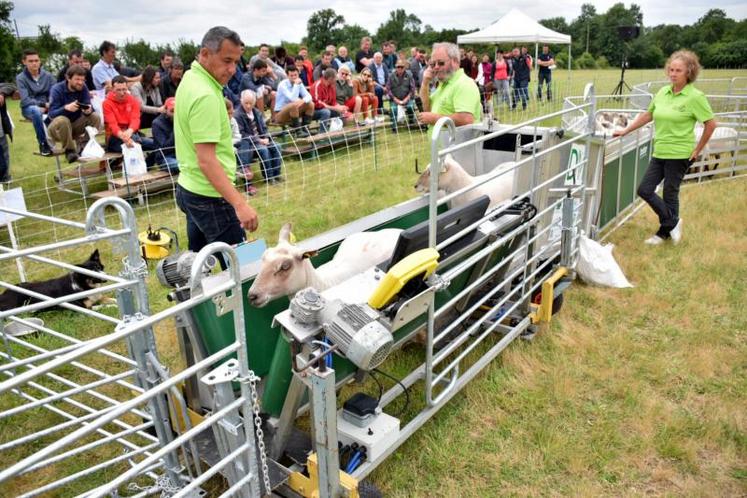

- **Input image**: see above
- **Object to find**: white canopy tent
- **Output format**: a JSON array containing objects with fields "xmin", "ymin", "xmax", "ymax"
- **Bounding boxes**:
[{"xmin": 457, "ymin": 8, "xmax": 572, "ymax": 76}]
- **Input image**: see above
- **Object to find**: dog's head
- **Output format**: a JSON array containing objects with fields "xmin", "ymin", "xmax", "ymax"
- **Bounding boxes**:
[{"xmin": 75, "ymin": 249, "xmax": 106, "ymax": 289}]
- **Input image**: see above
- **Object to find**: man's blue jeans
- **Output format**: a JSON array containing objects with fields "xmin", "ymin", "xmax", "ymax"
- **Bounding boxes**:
[
  {"xmin": 175, "ymin": 184, "xmax": 246, "ymax": 254},
  {"xmin": 237, "ymin": 139, "xmax": 282, "ymax": 180},
  {"xmin": 512, "ymin": 79, "xmax": 529, "ymax": 109},
  {"xmin": 21, "ymin": 105, "xmax": 47, "ymax": 146}
]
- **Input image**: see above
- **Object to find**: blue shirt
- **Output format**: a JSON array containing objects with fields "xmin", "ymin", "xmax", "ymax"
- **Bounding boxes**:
[
  {"xmin": 91, "ymin": 60, "xmax": 119, "ymax": 90},
  {"xmin": 274, "ymin": 79, "xmax": 312, "ymax": 112},
  {"xmin": 47, "ymin": 80, "xmax": 92, "ymax": 122}
]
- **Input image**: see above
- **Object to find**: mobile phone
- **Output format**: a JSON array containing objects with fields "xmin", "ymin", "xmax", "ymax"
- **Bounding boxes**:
[{"xmin": 79, "ymin": 102, "xmax": 91, "ymax": 109}]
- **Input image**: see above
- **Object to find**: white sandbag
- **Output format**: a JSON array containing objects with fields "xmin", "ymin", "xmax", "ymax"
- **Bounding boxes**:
[
  {"xmin": 328, "ymin": 117, "xmax": 344, "ymax": 132},
  {"xmin": 576, "ymin": 235, "xmax": 633, "ymax": 288},
  {"xmin": 396, "ymin": 104, "xmax": 406, "ymax": 123},
  {"xmin": 80, "ymin": 126, "xmax": 105, "ymax": 159}
]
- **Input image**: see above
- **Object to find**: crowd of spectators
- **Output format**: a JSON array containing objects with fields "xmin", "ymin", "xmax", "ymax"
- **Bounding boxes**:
[{"xmin": 3, "ymin": 35, "xmax": 554, "ymax": 186}]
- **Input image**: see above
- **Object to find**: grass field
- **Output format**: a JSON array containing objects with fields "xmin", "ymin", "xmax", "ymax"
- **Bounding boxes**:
[{"xmin": 0, "ymin": 69, "xmax": 745, "ymax": 496}]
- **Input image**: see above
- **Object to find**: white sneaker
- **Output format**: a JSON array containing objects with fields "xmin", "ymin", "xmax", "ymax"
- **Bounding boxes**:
[
  {"xmin": 364, "ymin": 118, "xmax": 375, "ymax": 125},
  {"xmin": 644, "ymin": 235, "xmax": 665, "ymax": 245},
  {"xmin": 374, "ymin": 115, "xmax": 385, "ymax": 123},
  {"xmin": 670, "ymin": 219, "xmax": 683, "ymax": 244}
]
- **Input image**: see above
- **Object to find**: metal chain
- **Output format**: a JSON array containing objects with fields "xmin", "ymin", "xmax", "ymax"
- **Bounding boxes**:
[{"xmin": 245, "ymin": 370, "xmax": 272, "ymax": 496}]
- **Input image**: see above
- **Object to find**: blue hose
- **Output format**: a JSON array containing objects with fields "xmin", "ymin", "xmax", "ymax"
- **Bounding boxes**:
[
  {"xmin": 324, "ymin": 337, "xmax": 332, "ymax": 368},
  {"xmin": 345, "ymin": 450, "xmax": 361, "ymax": 473}
]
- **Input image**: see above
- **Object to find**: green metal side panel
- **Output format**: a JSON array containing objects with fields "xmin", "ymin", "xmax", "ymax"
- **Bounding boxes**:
[
  {"xmin": 619, "ymin": 149, "xmax": 638, "ymax": 212},
  {"xmin": 599, "ymin": 159, "xmax": 620, "ymax": 228}
]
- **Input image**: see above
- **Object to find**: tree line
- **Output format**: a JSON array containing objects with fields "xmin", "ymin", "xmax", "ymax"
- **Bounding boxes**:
[{"xmin": 1, "ymin": 1, "xmax": 744, "ymax": 83}]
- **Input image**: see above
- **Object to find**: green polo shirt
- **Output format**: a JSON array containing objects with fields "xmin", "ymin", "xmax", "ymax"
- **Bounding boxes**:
[
  {"xmin": 648, "ymin": 83, "xmax": 714, "ymax": 159},
  {"xmin": 175, "ymin": 61, "xmax": 236, "ymax": 197},
  {"xmin": 429, "ymin": 68, "xmax": 482, "ymax": 135}
]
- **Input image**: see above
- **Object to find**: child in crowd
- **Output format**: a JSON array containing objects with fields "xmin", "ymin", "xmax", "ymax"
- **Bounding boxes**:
[{"xmin": 225, "ymin": 98, "xmax": 257, "ymax": 196}]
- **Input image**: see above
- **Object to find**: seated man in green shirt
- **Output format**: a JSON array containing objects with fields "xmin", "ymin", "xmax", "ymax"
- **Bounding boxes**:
[
  {"xmin": 419, "ymin": 42, "xmax": 481, "ymax": 130},
  {"xmin": 175, "ymin": 26, "xmax": 259, "ymax": 255}
]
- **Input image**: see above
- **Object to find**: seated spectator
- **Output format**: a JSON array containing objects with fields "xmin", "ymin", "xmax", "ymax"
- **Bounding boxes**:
[
  {"xmin": 102, "ymin": 75, "xmax": 154, "ymax": 155},
  {"xmin": 382, "ymin": 41, "xmax": 397, "ymax": 71},
  {"xmin": 333, "ymin": 46, "xmax": 355, "ymax": 73},
  {"xmin": 386, "ymin": 59, "xmax": 417, "ymax": 131},
  {"xmin": 273, "ymin": 65, "xmax": 314, "ymax": 137},
  {"xmin": 235, "ymin": 89, "xmax": 283, "ymax": 184},
  {"xmin": 92, "ymin": 41, "xmax": 139, "ymax": 91},
  {"xmin": 130, "ymin": 66, "xmax": 164, "ymax": 130},
  {"xmin": 158, "ymin": 50, "xmax": 174, "ymax": 78},
  {"xmin": 409, "ymin": 48, "xmax": 427, "ymax": 89},
  {"xmin": 297, "ymin": 46, "xmax": 314, "ymax": 85},
  {"xmin": 310, "ymin": 68, "xmax": 347, "ymax": 132},
  {"xmin": 227, "ymin": 59, "xmax": 244, "ymax": 98},
  {"xmin": 271, "ymin": 47, "xmax": 296, "ymax": 73},
  {"xmin": 312, "ymin": 51, "xmax": 334, "ymax": 82},
  {"xmin": 249, "ymin": 44, "xmax": 287, "ymax": 82},
  {"xmin": 335, "ymin": 66, "xmax": 360, "ymax": 123},
  {"xmin": 47, "ymin": 65, "xmax": 102, "ymax": 163},
  {"xmin": 151, "ymin": 97, "xmax": 178, "ymax": 172},
  {"xmin": 315, "ymin": 45, "xmax": 336, "ymax": 67},
  {"xmin": 16, "ymin": 49, "xmax": 55, "ymax": 156},
  {"xmin": 240, "ymin": 60, "xmax": 276, "ymax": 116},
  {"xmin": 295, "ymin": 56, "xmax": 310, "ymax": 87},
  {"xmin": 225, "ymin": 97, "xmax": 257, "ymax": 195},
  {"xmin": 223, "ymin": 85, "xmax": 240, "ymax": 108},
  {"xmin": 0, "ymin": 84, "xmax": 19, "ymax": 183},
  {"xmin": 57, "ymin": 49, "xmax": 95, "ymax": 90},
  {"xmin": 352, "ymin": 68, "xmax": 379, "ymax": 123},
  {"xmin": 355, "ymin": 37, "xmax": 374, "ymax": 73},
  {"xmin": 367, "ymin": 52, "xmax": 389, "ymax": 115},
  {"xmin": 80, "ymin": 59, "xmax": 95, "ymax": 90},
  {"xmin": 159, "ymin": 59, "xmax": 184, "ymax": 100}
]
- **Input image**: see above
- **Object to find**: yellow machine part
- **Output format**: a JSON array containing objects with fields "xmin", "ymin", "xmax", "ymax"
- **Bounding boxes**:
[
  {"xmin": 287, "ymin": 453, "xmax": 359, "ymax": 498},
  {"xmin": 367, "ymin": 248, "xmax": 440, "ymax": 310},
  {"xmin": 530, "ymin": 266, "xmax": 568, "ymax": 324}
]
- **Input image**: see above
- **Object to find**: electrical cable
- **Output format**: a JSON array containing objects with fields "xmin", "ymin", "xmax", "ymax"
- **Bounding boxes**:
[
  {"xmin": 372, "ymin": 368, "xmax": 410, "ymax": 417},
  {"xmin": 367, "ymin": 369, "xmax": 384, "ymax": 403}
]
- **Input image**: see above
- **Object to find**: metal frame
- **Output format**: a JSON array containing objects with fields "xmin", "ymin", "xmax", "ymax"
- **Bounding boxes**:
[{"xmin": 0, "ymin": 199, "xmax": 267, "ymax": 497}]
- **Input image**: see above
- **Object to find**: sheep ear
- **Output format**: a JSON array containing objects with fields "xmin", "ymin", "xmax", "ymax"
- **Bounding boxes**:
[
  {"xmin": 278, "ymin": 223, "xmax": 292, "ymax": 244},
  {"xmin": 301, "ymin": 250, "xmax": 318, "ymax": 260}
]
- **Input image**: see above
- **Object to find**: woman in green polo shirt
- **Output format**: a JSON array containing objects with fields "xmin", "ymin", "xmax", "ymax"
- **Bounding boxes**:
[{"xmin": 614, "ymin": 50, "xmax": 716, "ymax": 245}]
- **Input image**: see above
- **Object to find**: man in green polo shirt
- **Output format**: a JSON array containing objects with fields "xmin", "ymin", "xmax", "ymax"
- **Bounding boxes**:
[
  {"xmin": 419, "ymin": 42, "xmax": 481, "ymax": 132},
  {"xmin": 175, "ymin": 26, "xmax": 258, "ymax": 254}
]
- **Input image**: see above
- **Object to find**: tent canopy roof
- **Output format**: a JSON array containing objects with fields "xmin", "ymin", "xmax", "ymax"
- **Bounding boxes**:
[{"xmin": 457, "ymin": 8, "xmax": 571, "ymax": 45}]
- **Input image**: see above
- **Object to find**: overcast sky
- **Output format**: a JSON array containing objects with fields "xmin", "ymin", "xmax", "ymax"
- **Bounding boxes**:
[{"xmin": 12, "ymin": 1, "xmax": 747, "ymax": 48}]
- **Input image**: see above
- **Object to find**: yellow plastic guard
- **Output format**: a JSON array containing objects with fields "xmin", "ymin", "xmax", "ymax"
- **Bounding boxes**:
[{"xmin": 368, "ymin": 248, "xmax": 440, "ymax": 310}]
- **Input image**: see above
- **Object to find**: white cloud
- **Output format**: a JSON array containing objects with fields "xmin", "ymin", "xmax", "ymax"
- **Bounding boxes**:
[{"xmin": 13, "ymin": 1, "xmax": 747, "ymax": 48}]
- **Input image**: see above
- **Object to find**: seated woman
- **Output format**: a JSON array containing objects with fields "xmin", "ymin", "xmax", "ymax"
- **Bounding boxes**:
[
  {"xmin": 335, "ymin": 66, "xmax": 360, "ymax": 124},
  {"xmin": 130, "ymin": 66, "xmax": 164, "ymax": 130},
  {"xmin": 352, "ymin": 68, "xmax": 379, "ymax": 124},
  {"xmin": 235, "ymin": 90, "xmax": 283, "ymax": 186},
  {"xmin": 151, "ymin": 97, "xmax": 179, "ymax": 172}
]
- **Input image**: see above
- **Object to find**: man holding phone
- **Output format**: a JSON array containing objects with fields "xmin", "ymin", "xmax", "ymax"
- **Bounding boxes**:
[{"xmin": 47, "ymin": 65, "xmax": 101, "ymax": 163}]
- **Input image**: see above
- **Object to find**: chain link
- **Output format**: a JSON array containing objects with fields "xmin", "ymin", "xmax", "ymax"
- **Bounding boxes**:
[{"xmin": 245, "ymin": 370, "xmax": 272, "ymax": 496}]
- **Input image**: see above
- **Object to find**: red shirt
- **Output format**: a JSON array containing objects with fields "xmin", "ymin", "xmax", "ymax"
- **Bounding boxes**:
[
  {"xmin": 310, "ymin": 80, "xmax": 337, "ymax": 110},
  {"xmin": 103, "ymin": 91, "xmax": 141, "ymax": 136},
  {"xmin": 494, "ymin": 60, "xmax": 508, "ymax": 80},
  {"xmin": 302, "ymin": 60, "xmax": 314, "ymax": 85}
]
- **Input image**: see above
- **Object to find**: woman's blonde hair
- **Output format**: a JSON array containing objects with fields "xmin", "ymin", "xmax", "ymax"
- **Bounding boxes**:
[{"xmin": 666, "ymin": 50, "xmax": 701, "ymax": 84}]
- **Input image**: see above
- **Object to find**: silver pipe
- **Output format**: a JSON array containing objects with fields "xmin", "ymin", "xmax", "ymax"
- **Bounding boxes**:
[
  {"xmin": 1, "ymin": 368, "xmax": 156, "ymax": 442},
  {"xmin": 87, "ymin": 397, "xmax": 246, "ymax": 498},
  {"xmin": 0, "ymin": 343, "xmax": 239, "ymax": 483},
  {"xmin": 0, "ymin": 245, "xmax": 132, "ymax": 285},
  {"xmin": 0, "ymin": 382, "xmax": 156, "ymax": 454},
  {"xmin": 0, "ymin": 205, "xmax": 87, "ymax": 228},
  {"xmin": 0, "ymin": 369, "xmax": 134, "ymax": 418},
  {"xmin": 172, "ymin": 443, "xmax": 252, "ymax": 498},
  {"xmin": 4, "ymin": 315, "xmax": 139, "ymax": 368},
  {"xmin": 17, "ymin": 442, "xmax": 159, "ymax": 498},
  {"xmin": 0, "ymin": 276, "xmax": 240, "ymax": 394},
  {"xmin": 0, "ymin": 279, "xmax": 131, "ymax": 320},
  {"xmin": 0, "ymin": 229, "xmax": 131, "ymax": 263},
  {"xmin": 21, "ymin": 420, "xmax": 154, "ymax": 474}
]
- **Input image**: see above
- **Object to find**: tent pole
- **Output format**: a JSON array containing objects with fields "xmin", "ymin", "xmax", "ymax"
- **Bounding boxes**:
[{"xmin": 567, "ymin": 44, "xmax": 572, "ymax": 95}]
